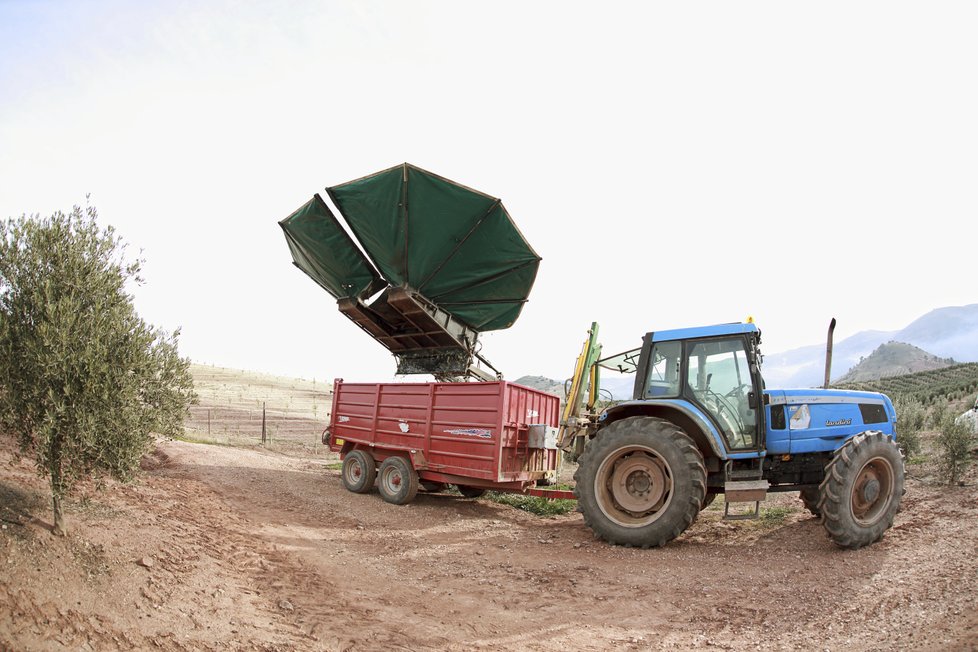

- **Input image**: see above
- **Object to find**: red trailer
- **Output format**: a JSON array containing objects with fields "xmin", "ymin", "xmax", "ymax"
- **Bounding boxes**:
[{"xmin": 325, "ymin": 379, "xmax": 561, "ymax": 504}]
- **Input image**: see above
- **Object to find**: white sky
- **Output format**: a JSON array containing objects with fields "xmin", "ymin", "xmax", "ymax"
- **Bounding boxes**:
[{"xmin": 2, "ymin": 1, "xmax": 976, "ymax": 383}]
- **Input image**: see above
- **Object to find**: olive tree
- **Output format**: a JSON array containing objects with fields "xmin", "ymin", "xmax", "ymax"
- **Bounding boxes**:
[
  {"xmin": 0, "ymin": 204, "xmax": 195, "ymax": 535},
  {"xmin": 936, "ymin": 413, "xmax": 975, "ymax": 486}
]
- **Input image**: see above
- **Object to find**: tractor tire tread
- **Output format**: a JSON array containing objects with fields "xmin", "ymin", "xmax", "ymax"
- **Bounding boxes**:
[
  {"xmin": 817, "ymin": 431, "xmax": 904, "ymax": 549},
  {"xmin": 574, "ymin": 416, "xmax": 706, "ymax": 548}
]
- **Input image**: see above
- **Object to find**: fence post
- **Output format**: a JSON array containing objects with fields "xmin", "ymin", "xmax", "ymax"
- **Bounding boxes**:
[{"xmin": 261, "ymin": 402, "xmax": 267, "ymax": 446}]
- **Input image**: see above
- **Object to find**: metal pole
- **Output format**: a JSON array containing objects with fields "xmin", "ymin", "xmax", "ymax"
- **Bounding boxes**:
[{"xmin": 262, "ymin": 402, "xmax": 266, "ymax": 446}]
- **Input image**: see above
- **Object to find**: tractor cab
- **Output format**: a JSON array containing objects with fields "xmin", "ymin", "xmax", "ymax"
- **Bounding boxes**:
[{"xmin": 633, "ymin": 323, "xmax": 766, "ymax": 455}]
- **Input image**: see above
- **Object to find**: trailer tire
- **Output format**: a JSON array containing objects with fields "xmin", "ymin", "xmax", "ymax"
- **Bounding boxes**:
[
  {"xmin": 575, "ymin": 416, "xmax": 706, "ymax": 548},
  {"xmin": 817, "ymin": 431, "xmax": 904, "ymax": 549},
  {"xmin": 799, "ymin": 488, "xmax": 821, "ymax": 517},
  {"xmin": 378, "ymin": 456, "xmax": 419, "ymax": 505},
  {"xmin": 341, "ymin": 450, "xmax": 376, "ymax": 494},
  {"xmin": 457, "ymin": 485, "xmax": 486, "ymax": 499}
]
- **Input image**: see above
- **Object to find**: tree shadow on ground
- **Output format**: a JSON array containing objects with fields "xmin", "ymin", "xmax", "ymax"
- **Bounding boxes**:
[{"xmin": 0, "ymin": 481, "xmax": 54, "ymax": 532}]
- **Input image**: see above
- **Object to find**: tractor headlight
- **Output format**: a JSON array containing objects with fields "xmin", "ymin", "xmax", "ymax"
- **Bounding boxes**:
[{"xmin": 789, "ymin": 404, "xmax": 811, "ymax": 429}]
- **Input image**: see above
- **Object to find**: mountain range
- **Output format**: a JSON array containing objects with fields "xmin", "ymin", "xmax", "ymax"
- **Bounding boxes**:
[
  {"xmin": 518, "ymin": 304, "xmax": 978, "ymax": 397},
  {"xmin": 763, "ymin": 304, "xmax": 978, "ymax": 388}
]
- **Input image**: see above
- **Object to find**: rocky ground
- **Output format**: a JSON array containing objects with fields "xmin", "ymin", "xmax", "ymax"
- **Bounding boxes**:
[{"xmin": 1, "ymin": 435, "xmax": 976, "ymax": 651}]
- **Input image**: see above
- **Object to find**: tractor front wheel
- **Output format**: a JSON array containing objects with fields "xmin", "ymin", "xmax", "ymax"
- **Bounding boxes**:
[
  {"xmin": 799, "ymin": 488, "xmax": 821, "ymax": 517},
  {"xmin": 817, "ymin": 431, "xmax": 904, "ymax": 549},
  {"xmin": 574, "ymin": 416, "xmax": 706, "ymax": 548},
  {"xmin": 701, "ymin": 492, "xmax": 718, "ymax": 511}
]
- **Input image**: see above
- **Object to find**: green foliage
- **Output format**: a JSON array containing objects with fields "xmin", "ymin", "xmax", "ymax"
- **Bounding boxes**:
[
  {"xmin": 935, "ymin": 413, "xmax": 976, "ymax": 485},
  {"xmin": 759, "ymin": 505, "xmax": 794, "ymax": 524},
  {"xmin": 0, "ymin": 204, "xmax": 196, "ymax": 533},
  {"xmin": 835, "ymin": 363, "xmax": 978, "ymax": 405},
  {"xmin": 929, "ymin": 397, "xmax": 949, "ymax": 429},
  {"xmin": 485, "ymin": 491, "xmax": 577, "ymax": 516},
  {"xmin": 894, "ymin": 396, "xmax": 925, "ymax": 460}
]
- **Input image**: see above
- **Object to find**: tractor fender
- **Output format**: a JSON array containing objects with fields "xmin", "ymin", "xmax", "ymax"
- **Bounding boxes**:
[{"xmin": 599, "ymin": 399, "xmax": 727, "ymax": 463}]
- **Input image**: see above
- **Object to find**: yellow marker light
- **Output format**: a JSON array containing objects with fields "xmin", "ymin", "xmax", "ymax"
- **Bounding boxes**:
[{"xmin": 746, "ymin": 315, "xmax": 755, "ymax": 324}]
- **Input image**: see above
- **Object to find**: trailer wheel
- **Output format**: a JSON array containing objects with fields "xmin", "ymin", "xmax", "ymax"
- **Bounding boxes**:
[
  {"xmin": 817, "ymin": 431, "xmax": 904, "ymax": 549},
  {"xmin": 341, "ymin": 450, "xmax": 376, "ymax": 494},
  {"xmin": 457, "ymin": 485, "xmax": 486, "ymax": 499},
  {"xmin": 574, "ymin": 416, "xmax": 706, "ymax": 548},
  {"xmin": 799, "ymin": 488, "xmax": 821, "ymax": 517},
  {"xmin": 378, "ymin": 456, "xmax": 419, "ymax": 505}
]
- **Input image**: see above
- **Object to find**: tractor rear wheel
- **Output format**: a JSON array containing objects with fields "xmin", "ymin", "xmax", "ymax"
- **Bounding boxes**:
[
  {"xmin": 574, "ymin": 416, "xmax": 706, "ymax": 548},
  {"xmin": 799, "ymin": 488, "xmax": 821, "ymax": 517},
  {"xmin": 377, "ymin": 456, "xmax": 419, "ymax": 505},
  {"xmin": 817, "ymin": 431, "xmax": 904, "ymax": 549},
  {"xmin": 341, "ymin": 450, "xmax": 376, "ymax": 494}
]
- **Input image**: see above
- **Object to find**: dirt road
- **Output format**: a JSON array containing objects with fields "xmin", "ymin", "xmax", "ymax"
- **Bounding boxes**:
[{"xmin": 2, "ymin": 439, "xmax": 977, "ymax": 651}]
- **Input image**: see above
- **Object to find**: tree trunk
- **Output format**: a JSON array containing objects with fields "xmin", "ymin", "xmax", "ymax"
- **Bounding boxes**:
[
  {"xmin": 49, "ymin": 436, "xmax": 67, "ymax": 536},
  {"xmin": 52, "ymin": 493, "xmax": 67, "ymax": 536}
]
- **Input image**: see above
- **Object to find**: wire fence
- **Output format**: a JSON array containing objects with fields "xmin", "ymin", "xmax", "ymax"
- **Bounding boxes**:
[{"xmin": 184, "ymin": 402, "xmax": 331, "ymax": 450}]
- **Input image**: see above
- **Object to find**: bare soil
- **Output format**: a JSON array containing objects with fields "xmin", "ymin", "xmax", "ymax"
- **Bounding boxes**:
[{"xmin": 2, "ymin": 435, "xmax": 977, "ymax": 651}]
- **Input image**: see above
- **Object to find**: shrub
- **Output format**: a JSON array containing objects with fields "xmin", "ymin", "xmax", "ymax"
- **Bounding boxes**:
[
  {"xmin": 928, "ymin": 398, "xmax": 949, "ymax": 429},
  {"xmin": 894, "ymin": 396, "xmax": 925, "ymax": 460},
  {"xmin": 935, "ymin": 413, "xmax": 976, "ymax": 485}
]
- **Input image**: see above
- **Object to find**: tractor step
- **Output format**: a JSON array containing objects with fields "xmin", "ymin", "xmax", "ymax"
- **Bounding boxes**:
[{"xmin": 722, "ymin": 479, "xmax": 769, "ymax": 521}]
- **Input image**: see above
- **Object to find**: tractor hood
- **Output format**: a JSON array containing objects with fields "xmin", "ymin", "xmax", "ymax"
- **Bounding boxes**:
[{"xmin": 766, "ymin": 388, "xmax": 897, "ymax": 455}]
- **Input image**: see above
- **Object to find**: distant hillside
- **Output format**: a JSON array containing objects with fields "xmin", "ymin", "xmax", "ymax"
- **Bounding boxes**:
[
  {"xmin": 837, "ymin": 342, "xmax": 956, "ymax": 383},
  {"xmin": 185, "ymin": 364, "xmax": 331, "ymax": 449},
  {"xmin": 514, "ymin": 375, "xmax": 564, "ymax": 397},
  {"xmin": 763, "ymin": 304, "xmax": 978, "ymax": 388},
  {"xmin": 835, "ymin": 362, "xmax": 978, "ymax": 404},
  {"xmin": 519, "ymin": 361, "xmax": 978, "ymax": 407}
]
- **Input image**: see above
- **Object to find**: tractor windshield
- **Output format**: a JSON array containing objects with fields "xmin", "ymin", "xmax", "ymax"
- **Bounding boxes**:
[{"xmin": 686, "ymin": 338, "xmax": 758, "ymax": 450}]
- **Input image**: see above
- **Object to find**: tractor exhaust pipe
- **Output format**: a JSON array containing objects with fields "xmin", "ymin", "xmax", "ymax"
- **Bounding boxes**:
[{"xmin": 823, "ymin": 317, "xmax": 837, "ymax": 389}]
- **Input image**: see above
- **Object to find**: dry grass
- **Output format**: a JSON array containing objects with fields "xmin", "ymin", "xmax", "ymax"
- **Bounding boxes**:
[{"xmin": 183, "ymin": 364, "xmax": 333, "ymax": 454}]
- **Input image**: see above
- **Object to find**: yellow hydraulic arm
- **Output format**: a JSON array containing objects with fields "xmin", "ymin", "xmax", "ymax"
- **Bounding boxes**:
[{"xmin": 557, "ymin": 322, "xmax": 602, "ymax": 455}]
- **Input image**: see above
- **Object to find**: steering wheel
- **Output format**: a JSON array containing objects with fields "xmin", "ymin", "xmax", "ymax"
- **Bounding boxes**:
[
  {"xmin": 724, "ymin": 383, "xmax": 750, "ymax": 399},
  {"xmin": 704, "ymin": 388, "xmax": 746, "ymax": 435}
]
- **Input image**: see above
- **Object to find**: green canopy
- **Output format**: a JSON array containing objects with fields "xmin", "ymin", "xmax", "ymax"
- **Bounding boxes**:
[
  {"xmin": 325, "ymin": 164, "xmax": 540, "ymax": 331},
  {"xmin": 280, "ymin": 164, "xmax": 541, "ymax": 378},
  {"xmin": 285, "ymin": 163, "xmax": 540, "ymax": 332},
  {"xmin": 280, "ymin": 194, "xmax": 386, "ymax": 300}
]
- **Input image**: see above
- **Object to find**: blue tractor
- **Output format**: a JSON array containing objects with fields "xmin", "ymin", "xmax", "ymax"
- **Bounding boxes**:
[{"xmin": 560, "ymin": 321, "xmax": 904, "ymax": 549}]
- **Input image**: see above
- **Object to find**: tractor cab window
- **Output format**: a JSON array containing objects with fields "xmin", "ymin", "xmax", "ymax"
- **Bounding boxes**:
[
  {"xmin": 686, "ymin": 338, "xmax": 757, "ymax": 450},
  {"xmin": 645, "ymin": 340, "xmax": 681, "ymax": 398}
]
